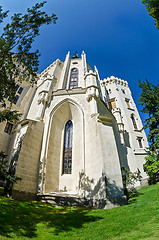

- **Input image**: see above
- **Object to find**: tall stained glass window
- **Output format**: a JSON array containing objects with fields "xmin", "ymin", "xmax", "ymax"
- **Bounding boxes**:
[
  {"xmin": 69, "ymin": 68, "xmax": 78, "ymax": 89},
  {"xmin": 63, "ymin": 120, "xmax": 73, "ymax": 174}
]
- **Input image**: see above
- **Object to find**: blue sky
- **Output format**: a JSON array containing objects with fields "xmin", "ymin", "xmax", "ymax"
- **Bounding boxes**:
[{"xmin": 1, "ymin": 0, "xmax": 159, "ymax": 129}]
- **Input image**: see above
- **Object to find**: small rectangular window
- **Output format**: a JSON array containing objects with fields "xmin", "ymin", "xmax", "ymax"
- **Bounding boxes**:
[
  {"xmin": 4, "ymin": 122, "xmax": 13, "ymax": 135},
  {"xmin": 13, "ymin": 95, "xmax": 19, "ymax": 105},
  {"xmin": 17, "ymin": 87, "xmax": 23, "ymax": 94},
  {"xmin": 108, "ymin": 99, "xmax": 116, "ymax": 110}
]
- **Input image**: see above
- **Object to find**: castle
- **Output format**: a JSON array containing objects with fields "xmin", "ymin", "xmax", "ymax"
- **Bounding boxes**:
[{"xmin": 0, "ymin": 51, "xmax": 149, "ymax": 208}]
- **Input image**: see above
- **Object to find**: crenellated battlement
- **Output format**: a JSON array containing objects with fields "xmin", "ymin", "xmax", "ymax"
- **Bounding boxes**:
[
  {"xmin": 111, "ymin": 107, "xmax": 121, "ymax": 114},
  {"xmin": 101, "ymin": 76, "xmax": 128, "ymax": 87},
  {"xmin": 84, "ymin": 69, "xmax": 97, "ymax": 79}
]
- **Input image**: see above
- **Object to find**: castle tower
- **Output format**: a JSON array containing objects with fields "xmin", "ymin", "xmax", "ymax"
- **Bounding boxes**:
[{"xmin": 100, "ymin": 76, "xmax": 149, "ymax": 184}]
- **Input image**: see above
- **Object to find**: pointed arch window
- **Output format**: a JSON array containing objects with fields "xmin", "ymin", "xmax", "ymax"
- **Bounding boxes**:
[
  {"xmin": 63, "ymin": 120, "xmax": 73, "ymax": 174},
  {"xmin": 69, "ymin": 68, "xmax": 78, "ymax": 89}
]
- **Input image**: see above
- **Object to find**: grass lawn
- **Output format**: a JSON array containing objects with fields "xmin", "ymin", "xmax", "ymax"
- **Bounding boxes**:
[{"xmin": 0, "ymin": 184, "xmax": 159, "ymax": 240}]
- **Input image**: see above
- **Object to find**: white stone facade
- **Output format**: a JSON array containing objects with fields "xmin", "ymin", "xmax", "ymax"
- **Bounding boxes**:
[{"xmin": 1, "ymin": 51, "xmax": 149, "ymax": 208}]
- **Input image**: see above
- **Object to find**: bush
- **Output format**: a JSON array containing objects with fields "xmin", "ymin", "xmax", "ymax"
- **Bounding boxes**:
[
  {"xmin": 144, "ymin": 152, "xmax": 159, "ymax": 184},
  {"xmin": 0, "ymin": 151, "xmax": 21, "ymax": 196},
  {"xmin": 122, "ymin": 168, "xmax": 142, "ymax": 202}
]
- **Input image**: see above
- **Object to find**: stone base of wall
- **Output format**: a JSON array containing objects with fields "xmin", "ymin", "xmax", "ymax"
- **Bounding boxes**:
[
  {"xmin": 12, "ymin": 190, "xmax": 37, "ymax": 201},
  {"xmin": 38, "ymin": 193, "xmax": 127, "ymax": 209},
  {"xmin": 104, "ymin": 196, "xmax": 127, "ymax": 209},
  {"xmin": 12, "ymin": 190, "xmax": 127, "ymax": 209},
  {"xmin": 89, "ymin": 195, "xmax": 127, "ymax": 209},
  {"xmin": 141, "ymin": 178, "xmax": 148, "ymax": 186}
]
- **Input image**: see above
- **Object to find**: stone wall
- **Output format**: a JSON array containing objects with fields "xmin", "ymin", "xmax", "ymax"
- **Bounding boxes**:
[{"xmin": 13, "ymin": 120, "xmax": 44, "ymax": 200}]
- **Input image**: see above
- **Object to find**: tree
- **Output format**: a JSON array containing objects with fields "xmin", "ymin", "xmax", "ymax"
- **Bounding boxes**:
[
  {"xmin": 138, "ymin": 80, "xmax": 159, "ymax": 151},
  {"xmin": 141, "ymin": 1, "xmax": 159, "ymax": 183},
  {"xmin": 138, "ymin": 80, "xmax": 159, "ymax": 183},
  {"xmin": 142, "ymin": 0, "xmax": 159, "ymax": 29},
  {"xmin": 0, "ymin": 1, "xmax": 57, "ymax": 122},
  {"xmin": 0, "ymin": 2, "xmax": 57, "ymax": 194},
  {"xmin": 143, "ymin": 152, "xmax": 159, "ymax": 184}
]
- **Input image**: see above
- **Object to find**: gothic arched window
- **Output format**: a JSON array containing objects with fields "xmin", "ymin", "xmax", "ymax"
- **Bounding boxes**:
[
  {"xmin": 69, "ymin": 68, "xmax": 78, "ymax": 89},
  {"xmin": 63, "ymin": 120, "xmax": 73, "ymax": 174}
]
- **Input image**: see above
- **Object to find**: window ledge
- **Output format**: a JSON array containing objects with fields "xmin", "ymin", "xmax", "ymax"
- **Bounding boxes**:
[
  {"xmin": 134, "ymin": 129, "xmax": 141, "ymax": 132},
  {"xmin": 53, "ymin": 88, "xmax": 86, "ymax": 96},
  {"xmin": 134, "ymin": 149, "xmax": 149, "ymax": 155},
  {"xmin": 127, "ymin": 107, "xmax": 134, "ymax": 111}
]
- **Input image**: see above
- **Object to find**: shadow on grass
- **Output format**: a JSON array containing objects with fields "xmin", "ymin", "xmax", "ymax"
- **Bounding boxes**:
[{"xmin": 0, "ymin": 196, "xmax": 103, "ymax": 238}]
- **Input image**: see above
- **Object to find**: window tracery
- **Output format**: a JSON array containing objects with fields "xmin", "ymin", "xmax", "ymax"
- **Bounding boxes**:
[
  {"xmin": 69, "ymin": 68, "xmax": 78, "ymax": 89},
  {"xmin": 63, "ymin": 120, "xmax": 73, "ymax": 174}
]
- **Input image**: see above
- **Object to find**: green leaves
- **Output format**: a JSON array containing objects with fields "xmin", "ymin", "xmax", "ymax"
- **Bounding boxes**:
[
  {"xmin": 122, "ymin": 168, "xmax": 142, "ymax": 189},
  {"xmin": 138, "ymin": 80, "xmax": 159, "ymax": 151},
  {"xmin": 0, "ymin": 151, "xmax": 21, "ymax": 186},
  {"xmin": 0, "ymin": 3, "xmax": 56, "ymax": 191},
  {"xmin": 0, "ymin": 109, "xmax": 21, "ymax": 123},
  {"xmin": 0, "ymin": 1, "xmax": 57, "ymax": 83},
  {"xmin": 0, "ymin": 6, "xmax": 8, "ymax": 23},
  {"xmin": 144, "ymin": 152, "xmax": 159, "ymax": 183},
  {"xmin": 138, "ymin": 79, "xmax": 159, "ymax": 183},
  {"xmin": 0, "ymin": 1, "xmax": 57, "ymax": 121},
  {"xmin": 142, "ymin": 0, "xmax": 159, "ymax": 29}
]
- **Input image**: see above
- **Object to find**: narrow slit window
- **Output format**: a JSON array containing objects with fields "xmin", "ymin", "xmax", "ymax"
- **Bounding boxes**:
[
  {"xmin": 121, "ymin": 89, "xmax": 125, "ymax": 94},
  {"xmin": 131, "ymin": 115, "xmax": 138, "ymax": 130},
  {"xmin": 63, "ymin": 120, "xmax": 73, "ymax": 174},
  {"xmin": 125, "ymin": 99, "xmax": 131, "ymax": 108},
  {"xmin": 69, "ymin": 68, "xmax": 78, "ymax": 89},
  {"xmin": 137, "ymin": 138, "xmax": 143, "ymax": 148}
]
